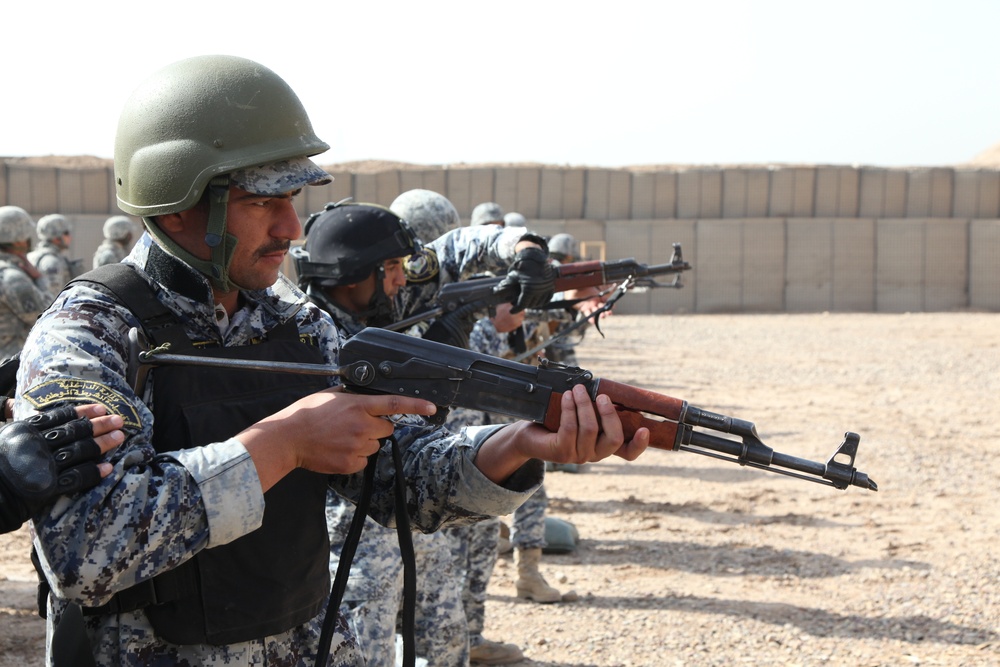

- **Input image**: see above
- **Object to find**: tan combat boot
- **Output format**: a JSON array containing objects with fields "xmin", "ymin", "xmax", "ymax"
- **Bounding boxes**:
[
  {"xmin": 514, "ymin": 547, "xmax": 562, "ymax": 603},
  {"xmin": 469, "ymin": 638, "xmax": 524, "ymax": 665}
]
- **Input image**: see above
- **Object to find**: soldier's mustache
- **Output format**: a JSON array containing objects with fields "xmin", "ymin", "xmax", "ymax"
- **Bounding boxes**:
[{"xmin": 256, "ymin": 241, "xmax": 291, "ymax": 258}]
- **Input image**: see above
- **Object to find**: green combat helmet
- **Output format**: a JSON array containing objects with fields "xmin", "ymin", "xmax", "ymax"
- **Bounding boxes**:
[{"xmin": 113, "ymin": 54, "xmax": 331, "ymax": 292}]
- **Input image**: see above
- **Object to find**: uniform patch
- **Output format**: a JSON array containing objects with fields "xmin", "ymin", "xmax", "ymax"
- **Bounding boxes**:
[
  {"xmin": 404, "ymin": 249, "xmax": 440, "ymax": 284},
  {"xmin": 24, "ymin": 379, "xmax": 143, "ymax": 431}
]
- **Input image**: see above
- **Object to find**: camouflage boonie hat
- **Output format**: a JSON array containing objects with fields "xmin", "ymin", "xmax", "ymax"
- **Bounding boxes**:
[
  {"xmin": 470, "ymin": 202, "xmax": 504, "ymax": 226},
  {"xmin": 230, "ymin": 156, "xmax": 332, "ymax": 196}
]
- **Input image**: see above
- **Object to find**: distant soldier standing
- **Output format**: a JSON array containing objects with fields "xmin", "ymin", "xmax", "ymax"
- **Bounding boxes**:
[
  {"xmin": 28, "ymin": 213, "xmax": 81, "ymax": 294},
  {"xmin": 91, "ymin": 215, "xmax": 135, "ymax": 268},
  {"xmin": 0, "ymin": 206, "xmax": 53, "ymax": 358}
]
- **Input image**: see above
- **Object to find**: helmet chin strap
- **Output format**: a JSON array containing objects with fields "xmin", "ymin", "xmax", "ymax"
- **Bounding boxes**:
[{"xmin": 144, "ymin": 176, "xmax": 251, "ymax": 295}]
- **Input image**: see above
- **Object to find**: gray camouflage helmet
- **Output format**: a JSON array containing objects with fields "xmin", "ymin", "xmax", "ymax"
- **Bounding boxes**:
[
  {"xmin": 37, "ymin": 213, "xmax": 73, "ymax": 240},
  {"xmin": 470, "ymin": 202, "xmax": 504, "ymax": 226},
  {"xmin": 548, "ymin": 233, "xmax": 580, "ymax": 262},
  {"xmin": 103, "ymin": 216, "xmax": 135, "ymax": 242},
  {"xmin": 390, "ymin": 189, "xmax": 460, "ymax": 242},
  {"xmin": 503, "ymin": 212, "xmax": 527, "ymax": 228},
  {"xmin": 0, "ymin": 206, "xmax": 35, "ymax": 245}
]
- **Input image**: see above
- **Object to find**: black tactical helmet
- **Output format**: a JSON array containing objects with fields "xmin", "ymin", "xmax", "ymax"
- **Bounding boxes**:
[{"xmin": 294, "ymin": 201, "xmax": 419, "ymax": 287}]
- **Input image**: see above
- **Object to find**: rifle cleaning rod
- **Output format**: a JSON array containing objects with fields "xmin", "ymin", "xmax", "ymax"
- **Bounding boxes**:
[{"xmin": 138, "ymin": 350, "xmax": 347, "ymax": 377}]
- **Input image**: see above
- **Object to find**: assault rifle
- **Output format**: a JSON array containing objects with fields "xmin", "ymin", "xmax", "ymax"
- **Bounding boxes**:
[
  {"xmin": 388, "ymin": 243, "xmax": 692, "ymax": 332},
  {"xmin": 128, "ymin": 327, "xmax": 876, "ymax": 492}
]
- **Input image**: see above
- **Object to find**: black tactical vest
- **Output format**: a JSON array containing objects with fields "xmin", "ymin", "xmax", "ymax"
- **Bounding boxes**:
[{"xmin": 76, "ymin": 261, "xmax": 331, "ymax": 645}]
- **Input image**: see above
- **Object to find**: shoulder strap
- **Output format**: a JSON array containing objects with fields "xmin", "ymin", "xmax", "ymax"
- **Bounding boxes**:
[{"xmin": 67, "ymin": 264, "xmax": 189, "ymax": 349}]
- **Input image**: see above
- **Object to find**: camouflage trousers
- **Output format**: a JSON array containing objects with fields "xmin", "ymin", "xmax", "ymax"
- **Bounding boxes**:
[
  {"xmin": 333, "ymin": 519, "xmax": 470, "ymax": 667},
  {"xmin": 443, "ymin": 517, "xmax": 501, "ymax": 647},
  {"xmin": 512, "ymin": 484, "xmax": 548, "ymax": 550}
]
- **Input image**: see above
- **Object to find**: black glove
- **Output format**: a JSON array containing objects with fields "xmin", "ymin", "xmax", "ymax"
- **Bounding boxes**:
[
  {"xmin": 422, "ymin": 303, "xmax": 480, "ymax": 349},
  {"xmin": 495, "ymin": 247, "xmax": 555, "ymax": 314},
  {"xmin": 0, "ymin": 406, "xmax": 102, "ymax": 534}
]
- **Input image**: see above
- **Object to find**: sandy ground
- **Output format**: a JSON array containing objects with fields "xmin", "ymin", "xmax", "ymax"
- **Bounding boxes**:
[{"xmin": 2, "ymin": 313, "xmax": 998, "ymax": 666}]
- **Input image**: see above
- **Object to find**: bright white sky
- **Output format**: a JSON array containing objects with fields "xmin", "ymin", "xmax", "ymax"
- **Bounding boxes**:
[{"xmin": 5, "ymin": 0, "xmax": 999, "ymax": 168}]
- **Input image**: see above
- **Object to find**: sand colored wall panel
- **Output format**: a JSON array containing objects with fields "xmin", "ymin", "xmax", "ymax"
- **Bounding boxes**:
[
  {"xmin": 741, "ymin": 219, "xmax": 785, "ymax": 311},
  {"xmin": 831, "ymin": 218, "xmax": 876, "ymax": 311},
  {"xmin": 970, "ymin": 220, "xmax": 1000, "ymax": 309},
  {"xmin": 304, "ymin": 172, "xmax": 353, "ymax": 215},
  {"xmin": 515, "ymin": 168, "xmax": 541, "ymax": 218},
  {"xmin": 374, "ymin": 171, "xmax": 401, "ymax": 205},
  {"xmin": 445, "ymin": 170, "xmax": 472, "ymax": 217},
  {"xmin": 858, "ymin": 168, "xmax": 886, "ymax": 217},
  {"xmin": 882, "ymin": 170, "xmax": 907, "ymax": 217},
  {"xmin": 699, "ymin": 169, "xmax": 723, "ymax": 219},
  {"xmin": 676, "ymin": 170, "xmax": 702, "ymax": 218},
  {"xmin": 563, "ymin": 219, "xmax": 606, "ymax": 249},
  {"xmin": 922, "ymin": 219, "xmax": 968, "ymax": 310},
  {"xmin": 352, "ymin": 173, "xmax": 379, "ymax": 207},
  {"xmin": 562, "ymin": 168, "xmax": 586, "ymax": 219},
  {"xmin": 468, "ymin": 169, "xmax": 495, "ymax": 216},
  {"xmin": 56, "ymin": 169, "xmax": 86, "ymax": 214},
  {"xmin": 786, "ymin": 218, "xmax": 833, "ymax": 311},
  {"xmin": 538, "ymin": 168, "xmax": 586, "ymax": 220},
  {"xmin": 583, "ymin": 169, "xmax": 611, "ymax": 220},
  {"xmin": 746, "ymin": 169, "xmax": 771, "ymax": 217},
  {"xmin": 50, "ymin": 168, "xmax": 110, "ymax": 214},
  {"xmin": 79, "ymin": 168, "xmax": 112, "ymax": 214},
  {"xmin": 607, "ymin": 171, "xmax": 632, "ymax": 220},
  {"xmin": 905, "ymin": 171, "xmax": 933, "ymax": 217},
  {"xmin": 722, "ymin": 169, "xmax": 748, "ymax": 218},
  {"xmin": 694, "ymin": 219, "xmax": 744, "ymax": 312},
  {"xmin": 398, "ymin": 169, "xmax": 447, "ymax": 195},
  {"xmin": 791, "ymin": 167, "xmax": 816, "ymax": 217},
  {"xmin": 630, "ymin": 172, "xmax": 656, "ymax": 219},
  {"xmin": 786, "ymin": 217, "xmax": 877, "ymax": 311},
  {"xmin": 653, "ymin": 171, "xmax": 677, "ymax": 218},
  {"xmin": 7, "ymin": 166, "xmax": 56, "ymax": 212},
  {"xmin": 876, "ymin": 219, "xmax": 925, "ymax": 312},
  {"xmin": 952, "ymin": 170, "xmax": 982, "ymax": 218},
  {"xmin": 975, "ymin": 171, "xmax": 1000, "ymax": 218},
  {"xmin": 768, "ymin": 168, "xmax": 795, "ymax": 217},
  {"xmin": 928, "ymin": 169, "xmax": 954, "ymax": 218},
  {"xmin": 0, "ymin": 166, "xmax": 6, "ymax": 205},
  {"xmin": 494, "ymin": 168, "xmax": 518, "ymax": 211},
  {"xmin": 538, "ymin": 170, "xmax": 563, "ymax": 219},
  {"xmin": 814, "ymin": 166, "xmax": 858, "ymax": 217}
]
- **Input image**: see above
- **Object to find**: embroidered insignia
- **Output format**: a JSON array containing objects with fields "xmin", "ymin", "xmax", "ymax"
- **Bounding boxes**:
[
  {"xmin": 404, "ymin": 249, "xmax": 440, "ymax": 284},
  {"xmin": 24, "ymin": 379, "xmax": 143, "ymax": 431}
]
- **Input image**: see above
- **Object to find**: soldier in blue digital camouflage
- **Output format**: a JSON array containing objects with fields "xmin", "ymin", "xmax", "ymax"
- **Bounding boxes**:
[
  {"xmin": 28, "ymin": 214, "xmax": 82, "ymax": 294},
  {"xmin": 0, "ymin": 205, "xmax": 53, "ymax": 359},
  {"xmin": 296, "ymin": 199, "xmax": 463, "ymax": 667},
  {"xmin": 17, "ymin": 55, "xmax": 649, "ymax": 667},
  {"xmin": 91, "ymin": 215, "xmax": 135, "ymax": 269},
  {"xmin": 294, "ymin": 192, "xmax": 559, "ymax": 666}
]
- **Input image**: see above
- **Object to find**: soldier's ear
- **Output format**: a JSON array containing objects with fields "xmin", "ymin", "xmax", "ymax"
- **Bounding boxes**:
[{"xmin": 155, "ymin": 213, "xmax": 185, "ymax": 234}]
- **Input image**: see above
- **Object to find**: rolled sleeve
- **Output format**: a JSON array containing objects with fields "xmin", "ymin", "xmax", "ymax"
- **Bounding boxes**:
[
  {"xmin": 451, "ymin": 424, "xmax": 544, "ymax": 517},
  {"xmin": 172, "ymin": 438, "xmax": 265, "ymax": 547}
]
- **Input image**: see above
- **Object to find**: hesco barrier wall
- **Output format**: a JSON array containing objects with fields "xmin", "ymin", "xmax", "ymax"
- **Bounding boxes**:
[{"xmin": 3, "ymin": 161, "xmax": 999, "ymax": 313}]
